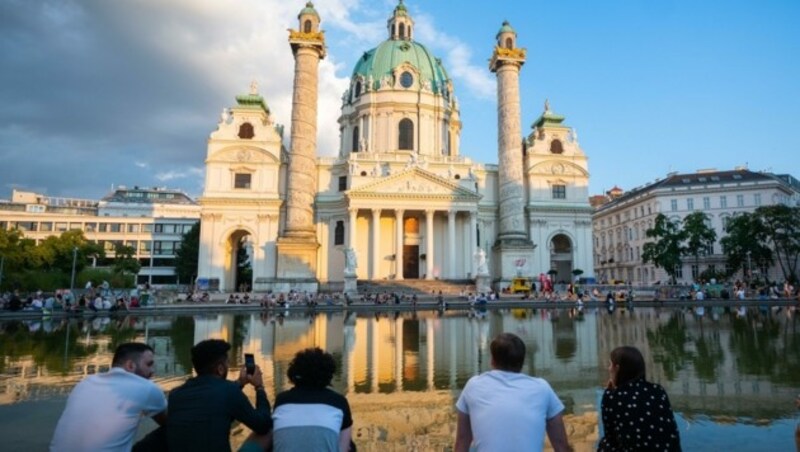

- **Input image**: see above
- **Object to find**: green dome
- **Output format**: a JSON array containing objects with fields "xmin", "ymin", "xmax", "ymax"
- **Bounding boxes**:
[
  {"xmin": 497, "ymin": 21, "xmax": 515, "ymax": 37},
  {"xmin": 299, "ymin": 2, "xmax": 318, "ymax": 18},
  {"xmin": 352, "ymin": 40, "xmax": 450, "ymax": 92}
]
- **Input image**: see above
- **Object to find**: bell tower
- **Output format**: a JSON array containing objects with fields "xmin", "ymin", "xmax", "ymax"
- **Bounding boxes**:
[{"xmin": 388, "ymin": 0, "xmax": 414, "ymax": 41}]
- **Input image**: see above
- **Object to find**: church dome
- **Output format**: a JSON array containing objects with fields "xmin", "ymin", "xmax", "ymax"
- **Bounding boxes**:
[{"xmin": 351, "ymin": 40, "xmax": 450, "ymax": 93}]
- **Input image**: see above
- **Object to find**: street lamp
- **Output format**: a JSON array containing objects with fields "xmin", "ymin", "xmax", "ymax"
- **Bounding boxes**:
[
  {"xmin": 0, "ymin": 255, "xmax": 5, "ymax": 289},
  {"xmin": 70, "ymin": 246, "xmax": 78, "ymax": 292},
  {"xmin": 746, "ymin": 250, "xmax": 752, "ymax": 285}
]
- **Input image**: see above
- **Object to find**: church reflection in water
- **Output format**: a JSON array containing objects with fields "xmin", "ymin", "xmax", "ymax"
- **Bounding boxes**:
[{"xmin": 1, "ymin": 307, "xmax": 799, "ymax": 447}]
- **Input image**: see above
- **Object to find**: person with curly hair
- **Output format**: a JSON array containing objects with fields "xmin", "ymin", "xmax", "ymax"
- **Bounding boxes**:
[{"xmin": 272, "ymin": 347, "xmax": 353, "ymax": 451}]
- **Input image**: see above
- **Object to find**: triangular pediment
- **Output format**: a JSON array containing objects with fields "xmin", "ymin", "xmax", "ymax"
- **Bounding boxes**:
[{"xmin": 347, "ymin": 167, "xmax": 480, "ymax": 200}]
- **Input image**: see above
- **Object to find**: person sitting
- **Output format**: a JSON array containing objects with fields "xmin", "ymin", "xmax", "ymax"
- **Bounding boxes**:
[
  {"xmin": 50, "ymin": 343, "xmax": 167, "ymax": 451},
  {"xmin": 272, "ymin": 348, "xmax": 353, "ymax": 452},
  {"xmin": 599, "ymin": 346, "xmax": 681, "ymax": 451},
  {"xmin": 167, "ymin": 339, "xmax": 272, "ymax": 452}
]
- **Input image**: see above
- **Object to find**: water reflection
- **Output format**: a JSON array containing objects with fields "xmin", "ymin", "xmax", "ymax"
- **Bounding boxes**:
[{"xmin": 1, "ymin": 307, "xmax": 799, "ymax": 449}]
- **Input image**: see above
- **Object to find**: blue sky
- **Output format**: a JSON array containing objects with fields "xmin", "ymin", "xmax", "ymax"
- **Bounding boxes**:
[{"xmin": 1, "ymin": 0, "xmax": 798, "ymax": 199}]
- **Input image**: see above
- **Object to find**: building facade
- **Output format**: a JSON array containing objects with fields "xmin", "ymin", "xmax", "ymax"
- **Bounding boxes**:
[
  {"xmin": 592, "ymin": 168, "xmax": 799, "ymax": 284},
  {"xmin": 0, "ymin": 187, "xmax": 199, "ymax": 285},
  {"xmin": 196, "ymin": 2, "xmax": 594, "ymax": 292}
]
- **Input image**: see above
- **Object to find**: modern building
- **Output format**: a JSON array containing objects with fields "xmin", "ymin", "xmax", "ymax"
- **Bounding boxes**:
[
  {"xmin": 197, "ymin": 2, "xmax": 594, "ymax": 292},
  {"xmin": 592, "ymin": 168, "xmax": 799, "ymax": 284},
  {"xmin": 0, "ymin": 187, "xmax": 200, "ymax": 285}
]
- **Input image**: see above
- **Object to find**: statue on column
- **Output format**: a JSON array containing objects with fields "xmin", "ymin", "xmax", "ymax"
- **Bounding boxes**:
[
  {"xmin": 344, "ymin": 247, "xmax": 358, "ymax": 275},
  {"xmin": 474, "ymin": 247, "xmax": 489, "ymax": 275}
]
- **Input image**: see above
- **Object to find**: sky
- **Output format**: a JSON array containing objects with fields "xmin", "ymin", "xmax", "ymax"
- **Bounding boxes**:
[{"xmin": 1, "ymin": 0, "xmax": 799, "ymax": 200}]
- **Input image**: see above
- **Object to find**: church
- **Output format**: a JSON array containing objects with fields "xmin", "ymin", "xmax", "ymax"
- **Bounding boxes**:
[{"xmin": 196, "ymin": 1, "xmax": 594, "ymax": 293}]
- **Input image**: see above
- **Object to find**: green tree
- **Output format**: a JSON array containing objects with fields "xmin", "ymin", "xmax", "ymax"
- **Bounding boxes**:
[
  {"xmin": 681, "ymin": 211, "xmax": 717, "ymax": 280},
  {"xmin": 174, "ymin": 222, "xmax": 200, "ymax": 284},
  {"xmin": 720, "ymin": 212, "xmax": 773, "ymax": 278},
  {"xmin": 642, "ymin": 214, "xmax": 685, "ymax": 284},
  {"xmin": 36, "ymin": 230, "xmax": 104, "ymax": 274},
  {"xmin": 113, "ymin": 244, "xmax": 141, "ymax": 280},
  {"xmin": 0, "ymin": 228, "xmax": 37, "ymax": 278},
  {"xmin": 755, "ymin": 205, "xmax": 800, "ymax": 283}
]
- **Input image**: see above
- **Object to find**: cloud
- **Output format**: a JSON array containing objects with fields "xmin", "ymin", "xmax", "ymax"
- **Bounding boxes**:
[{"xmin": 413, "ymin": 13, "xmax": 496, "ymax": 100}]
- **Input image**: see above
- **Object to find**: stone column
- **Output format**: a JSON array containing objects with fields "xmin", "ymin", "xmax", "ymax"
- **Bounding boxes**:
[
  {"xmin": 425, "ymin": 209, "xmax": 435, "ymax": 280},
  {"xmin": 371, "ymin": 209, "xmax": 382, "ymax": 279},
  {"xmin": 491, "ymin": 48, "xmax": 527, "ymax": 243},
  {"xmin": 348, "ymin": 208, "xmax": 358, "ymax": 248},
  {"xmin": 395, "ymin": 209, "xmax": 404, "ymax": 280},
  {"xmin": 489, "ymin": 23, "xmax": 536, "ymax": 283},
  {"xmin": 447, "ymin": 210, "xmax": 457, "ymax": 278},
  {"xmin": 285, "ymin": 32, "xmax": 326, "ymax": 240},
  {"xmin": 469, "ymin": 211, "xmax": 478, "ymax": 276}
]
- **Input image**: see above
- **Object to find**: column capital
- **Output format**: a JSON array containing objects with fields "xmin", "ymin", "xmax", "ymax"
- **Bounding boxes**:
[
  {"xmin": 394, "ymin": 209, "xmax": 405, "ymax": 218},
  {"xmin": 425, "ymin": 209, "xmax": 435, "ymax": 217},
  {"xmin": 371, "ymin": 208, "xmax": 382, "ymax": 217},
  {"xmin": 447, "ymin": 210, "xmax": 457, "ymax": 218}
]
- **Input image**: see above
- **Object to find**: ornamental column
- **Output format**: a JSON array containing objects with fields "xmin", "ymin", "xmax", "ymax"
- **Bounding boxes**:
[
  {"xmin": 425, "ymin": 209, "xmax": 435, "ymax": 280},
  {"xmin": 395, "ymin": 210, "xmax": 404, "ymax": 280},
  {"xmin": 489, "ymin": 21, "xmax": 536, "ymax": 282},
  {"xmin": 447, "ymin": 210, "xmax": 457, "ymax": 278},
  {"xmin": 348, "ymin": 208, "xmax": 358, "ymax": 248},
  {"xmin": 276, "ymin": 3, "xmax": 326, "ymax": 289},
  {"xmin": 371, "ymin": 209, "xmax": 382, "ymax": 279},
  {"xmin": 469, "ymin": 211, "xmax": 478, "ymax": 276}
]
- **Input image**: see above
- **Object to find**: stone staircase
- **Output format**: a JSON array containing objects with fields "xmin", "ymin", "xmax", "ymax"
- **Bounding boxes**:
[{"xmin": 356, "ymin": 279, "xmax": 476, "ymax": 295}]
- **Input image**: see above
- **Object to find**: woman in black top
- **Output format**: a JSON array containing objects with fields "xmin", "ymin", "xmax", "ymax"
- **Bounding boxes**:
[{"xmin": 598, "ymin": 346, "xmax": 681, "ymax": 451}]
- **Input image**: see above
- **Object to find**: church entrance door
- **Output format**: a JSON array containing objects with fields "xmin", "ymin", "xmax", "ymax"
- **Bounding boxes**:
[{"xmin": 403, "ymin": 245, "xmax": 419, "ymax": 279}]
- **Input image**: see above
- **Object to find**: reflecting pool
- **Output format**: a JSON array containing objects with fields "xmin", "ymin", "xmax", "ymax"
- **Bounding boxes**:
[{"xmin": 1, "ymin": 305, "xmax": 799, "ymax": 451}]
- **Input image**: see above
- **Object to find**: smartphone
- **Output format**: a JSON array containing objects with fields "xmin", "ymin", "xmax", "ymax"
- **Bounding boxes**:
[{"xmin": 244, "ymin": 353, "xmax": 255, "ymax": 375}]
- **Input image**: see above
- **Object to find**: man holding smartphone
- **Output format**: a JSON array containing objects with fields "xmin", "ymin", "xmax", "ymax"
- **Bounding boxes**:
[{"xmin": 167, "ymin": 339, "xmax": 272, "ymax": 452}]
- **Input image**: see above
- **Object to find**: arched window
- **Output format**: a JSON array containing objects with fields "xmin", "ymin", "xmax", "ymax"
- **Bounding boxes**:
[
  {"xmin": 352, "ymin": 126, "xmax": 359, "ymax": 152},
  {"xmin": 392, "ymin": 24, "xmax": 396, "ymax": 38},
  {"xmin": 334, "ymin": 221, "xmax": 345, "ymax": 245},
  {"xmin": 238, "ymin": 122, "xmax": 254, "ymax": 139},
  {"xmin": 505, "ymin": 37, "xmax": 513, "ymax": 49},
  {"xmin": 354, "ymin": 81, "xmax": 361, "ymax": 97},
  {"xmin": 399, "ymin": 23, "xmax": 406, "ymax": 39},
  {"xmin": 550, "ymin": 139, "xmax": 564, "ymax": 154},
  {"xmin": 303, "ymin": 20, "xmax": 312, "ymax": 33},
  {"xmin": 398, "ymin": 119, "xmax": 413, "ymax": 150}
]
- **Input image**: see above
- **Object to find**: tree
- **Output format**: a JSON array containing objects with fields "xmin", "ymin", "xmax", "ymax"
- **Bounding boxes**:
[
  {"xmin": 681, "ymin": 211, "xmax": 717, "ymax": 280},
  {"xmin": 642, "ymin": 214, "xmax": 685, "ymax": 284},
  {"xmin": 113, "ymin": 244, "xmax": 141, "ymax": 277},
  {"xmin": 720, "ymin": 212, "xmax": 773, "ymax": 278},
  {"xmin": 755, "ymin": 205, "xmax": 800, "ymax": 283},
  {"xmin": 36, "ymin": 230, "xmax": 104, "ymax": 274},
  {"xmin": 174, "ymin": 222, "xmax": 200, "ymax": 284}
]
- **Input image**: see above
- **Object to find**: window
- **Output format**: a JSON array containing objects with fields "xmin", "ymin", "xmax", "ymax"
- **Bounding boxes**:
[
  {"xmin": 338, "ymin": 176, "xmax": 347, "ymax": 192},
  {"xmin": 675, "ymin": 265, "xmax": 683, "ymax": 279},
  {"xmin": 505, "ymin": 37, "xmax": 513, "ymax": 49},
  {"xmin": 703, "ymin": 197, "xmax": 710, "ymax": 209},
  {"xmin": 234, "ymin": 173, "xmax": 252, "ymax": 189},
  {"xmin": 352, "ymin": 126, "xmax": 359, "ymax": 152},
  {"xmin": 56, "ymin": 222, "xmax": 68, "ymax": 232},
  {"xmin": 127, "ymin": 224, "xmax": 139, "ymax": 233},
  {"xmin": 142, "ymin": 224, "xmax": 154, "ymax": 233},
  {"xmin": 13, "ymin": 221, "xmax": 37, "ymax": 232},
  {"xmin": 139, "ymin": 241, "xmax": 152, "ymax": 254},
  {"xmin": 398, "ymin": 118, "xmax": 414, "ymax": 150},
  {"xmin": 238, "ymin": 122, "xmax": 254, "ymax": 139},
  {"xmin": 334, "ymin": 221, "xmax": 345, "ymax": 245},
  {"xmin": 754, "ymin": 193, "xmax": 761, "ymax": 206},
  {"xmin": 99, "ymin": 223, "xmax": 109, "ymax": 233},
  {"xmin": 155, "ymin": 224, "xmax": 177, "ymax": 234},
  {"xmin": 691, "ymin": 265, "xmax": 699, "ymax": 279},
  {"xmin": 736, "ymin": 194, "xmax": 744, "ymax": 207},
  {"xmin": 400, "ymin": 71, "xmax": 413, "ymax": 88},
  {"xmin": 720, "ymin": 195, "xmax": 727, "ymax": 208},
  {"xmin": 354, "ymin": 81, "xmax": 361, "ymax": 98},
  {"xmin": 671, "ymin": 199, "xmax": 677, "ymax": 211},
  {"xmin": 552, "ymin": 184, "xmax": 566, "ymax": 199},
  {"xmin": 303, "ymin": 19, "xmax": 312, "ymax": 33},
  {"xmin": 687, "ymin": 198, "xmax": 694, "ymax": 210},
  {"xmin": 549, "ymin": 139, "xmax": 564, "ymax": 154},
  {"xmin": 109, "ymin": 223, "xmax": 122, "ymax": 233},
  {"xmin": 40, "ymin": 222, "xmax": 53, "ymax": 232},
  {"xmin": 84, "ymin": 223, "xmax": 96, "ymax": 233}
]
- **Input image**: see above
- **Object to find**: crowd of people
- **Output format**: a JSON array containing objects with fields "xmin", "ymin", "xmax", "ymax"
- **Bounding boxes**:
[
  {"xmin": 48, "ymin": 332, "xmax": 690, "ymax": 452},
  {"xmin": 1, "ymin": 285, "xmax": 153, "ymax": 313}
]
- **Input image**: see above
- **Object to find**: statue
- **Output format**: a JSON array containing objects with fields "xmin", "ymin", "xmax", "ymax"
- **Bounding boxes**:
[
  {"xmin": 474, "ymin": 248, "xmax": 489, "ymax": 275},
  {"xmin": 365, "ymin": 75, "xmax": 374, "ymax": 92},
  {"xmin": 219, "ymin": 108, "xmax": 229, "ymax": 124},
  {"xmin": 344, "ymin": 248, "xmax": 358, "ymax": 274},
  {"xmin": 544, "ymin": 98, "xmax": 550, "ymax": 112},
  {"xmin": 250, "ymin": 80, "xmax": 259, "ymax": 95},
  {"xmin": 570, "ymin": 128, "xmax": 579, "ymax": 144},
  {"xmin": 359, "ymin": 137, "xmax": 366, "ymax": 152}
]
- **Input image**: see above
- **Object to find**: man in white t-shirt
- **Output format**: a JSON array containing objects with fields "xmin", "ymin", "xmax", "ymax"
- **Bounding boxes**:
[
  {"xmin": 50, "ymin": 342, "xmax": 167, "ymax": 452},
  {"xmin": 455, "ymin": 333, "xmax": 571, "ymax": 452}
]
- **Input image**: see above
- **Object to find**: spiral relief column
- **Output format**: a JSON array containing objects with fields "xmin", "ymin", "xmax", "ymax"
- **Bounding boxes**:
[
  {"xmin": 489, "ymin": 21, "xmax": 536, "ymax": 282},
  {"xmin": 276, "ymin": 2, "xmax": 326, "ymax": 289}
]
